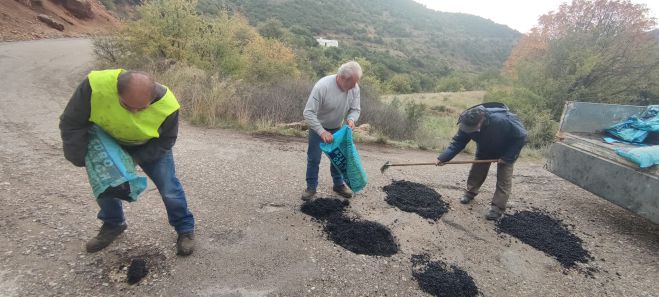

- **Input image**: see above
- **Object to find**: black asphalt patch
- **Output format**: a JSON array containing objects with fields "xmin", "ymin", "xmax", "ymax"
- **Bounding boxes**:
[
  {"xmin": 126, "ymin": 258, "xmax": 148, "ymax": 284},
  {"xmin": 300, "ymin": 198, "xmax": 349, "ymax": 220},
  {"xmin": 411, "ymin": 254, "xmax": 479, "ymax": 297},
  {"xmin": 300, "ymin": 198, "xmax": 399, "ymax": 257},
  {"xmin": 496, "ymin": 210, "xmax": 592, "ymax": 267},
  {"xmin": 325, "ymin": 215, "xmax": 399, "ymax": 256},
  {"xmin": 383, "ymin": 180, "xmax": 449, "ymax": 220}
]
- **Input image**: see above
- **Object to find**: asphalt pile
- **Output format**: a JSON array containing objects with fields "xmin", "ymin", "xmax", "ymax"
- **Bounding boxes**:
[
  {"xmin": 325, "ymin": 215, "xmax": 399, "ymax": 256},
  {"xmin": 411, "ymin": 254, "xmax": 479, "ymax": 297},
  {"xmin": 496, "ymin": 210, "xmax": 592, "ymax": 267},
  {"xmin": 300, "ymin": 198, "xmax": 350, "ymax": 220},
  {"xmin": 383, "ymin": 180, "xmax": 449, "ymax": 220},
  {"xmin": 126, "ymin": 258, "xmax": 148, "ymax": 284},
  {"xmin": 301, "ymin": 198, "xmax": 399, "ymax": 256}
]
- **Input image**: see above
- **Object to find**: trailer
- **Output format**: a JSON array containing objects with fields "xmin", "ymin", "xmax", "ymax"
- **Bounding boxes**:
[{"xmin": 546, "ymin": 101, "xmax": 659, "ymax": 224}]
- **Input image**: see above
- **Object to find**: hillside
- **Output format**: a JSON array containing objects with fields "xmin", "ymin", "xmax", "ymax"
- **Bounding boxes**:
[
  {"xmin": 197, "ymin": 0, "xmax": 521, "ymax": 89},
  {"xmin": 0, "ymin": 0, "xmax": 119, "ymax": 41}
]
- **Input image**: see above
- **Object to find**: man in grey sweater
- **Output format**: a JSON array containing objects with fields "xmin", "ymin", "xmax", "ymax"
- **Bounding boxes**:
[{"xmin": 302, "ymin": 61, "xmax": 362, "ymax": 200}]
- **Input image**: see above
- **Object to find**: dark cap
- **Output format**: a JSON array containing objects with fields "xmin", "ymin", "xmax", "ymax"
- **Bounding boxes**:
[{"xmin": 459, "ymin": 106, "xmax": 486, "ymax": 133}]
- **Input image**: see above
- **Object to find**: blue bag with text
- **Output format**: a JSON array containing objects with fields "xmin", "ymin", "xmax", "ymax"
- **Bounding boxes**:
[
  {"xmin": 85, "ymin": 126, "xmax": 147, "ymax": 202},
  {"xmin": 320, "ymin": 126, "xmax": 368, "ymax": 192}
]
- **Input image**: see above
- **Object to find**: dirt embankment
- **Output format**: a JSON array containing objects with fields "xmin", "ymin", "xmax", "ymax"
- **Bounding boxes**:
[{"xmin": 0, "ymin": 0, "xmax": 119, "ymax": 41}]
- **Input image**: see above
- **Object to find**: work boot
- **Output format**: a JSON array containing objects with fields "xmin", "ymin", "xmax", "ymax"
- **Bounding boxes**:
[
  {"xmin": 460, "ymin": 193, "xmax": 475, "ymax": 204},
  {"xmin": 333, "ymin": 184, "xmax": 353, "ymax": 198},
  {"xmin": 301, "ymin": 189, "xmax": 317, "ymax": 201},
  {"xmin": 86, "ymin": 222, "xmax": 127, "ymax": 253},
  {"xmin": 177, "ymin": 232, "xmax": 195, "ymax": 256},
  {"xmin": 485, "ymin": 206, "xmax": 504, "ymax": 220}
]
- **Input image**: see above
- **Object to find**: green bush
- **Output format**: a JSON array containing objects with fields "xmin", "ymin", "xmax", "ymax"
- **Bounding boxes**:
[
  {"xmin": 95, "ymin": 0, "xmax": 299, "ymax": 84},
  {"xmin": 99, "ymin": 0, "xmax": 116, "ymax": 11},
  {"xmin": 359, "ymin": 83, "xmax": 418, "ymax": 140}
]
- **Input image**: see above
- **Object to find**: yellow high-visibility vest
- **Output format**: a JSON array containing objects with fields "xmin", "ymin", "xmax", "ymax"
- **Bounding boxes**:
[{"xmin": 88, "ymin": 69, "xmax": 180, "ymax": 145}]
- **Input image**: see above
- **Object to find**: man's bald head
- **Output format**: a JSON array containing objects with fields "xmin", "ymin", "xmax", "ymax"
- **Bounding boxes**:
[{"xmin": 117, "ymin": 71, "xmax": 156, "ymax": 112}]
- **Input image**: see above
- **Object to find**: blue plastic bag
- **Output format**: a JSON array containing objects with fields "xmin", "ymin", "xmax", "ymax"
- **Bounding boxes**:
[
  {"xmin": 606, "ymin": 105, "xmax": 659, "ymax": 143},
  {"xmin": 616, "ymin": 146, "xmax": 659, "ymax": 168},
  {"xmin": 320, "ymin": 126, "xmax": 368, "ymax": 193},
  {"xmin": 85, "ymin": 126, "xmax": 147, "ymax": 202}
]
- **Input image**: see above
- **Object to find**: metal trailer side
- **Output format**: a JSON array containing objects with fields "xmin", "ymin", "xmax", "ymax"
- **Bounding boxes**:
[{"xmin": 545, "ymin": 101, "xmax": 659, "ymax": 224}]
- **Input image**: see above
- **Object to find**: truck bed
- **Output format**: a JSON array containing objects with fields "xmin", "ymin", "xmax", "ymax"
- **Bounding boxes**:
[
  {"xmin": 559, "ymin": 132, "xmax": 659, "ymax": 176},
  {"xmin": 546, "ymin": 101, "xmax": 658, "ymax": 225}
]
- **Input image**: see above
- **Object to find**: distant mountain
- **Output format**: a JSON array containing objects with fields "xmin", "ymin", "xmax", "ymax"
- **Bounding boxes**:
[{"xmin": 197, "ymin": 0, "xmax": 521, "ymax": 90}]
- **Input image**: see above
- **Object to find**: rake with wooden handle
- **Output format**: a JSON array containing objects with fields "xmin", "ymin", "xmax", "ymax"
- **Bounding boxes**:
[{"xmin": 380, "ymin": 159, "xmax": 498, "ymax": 173}]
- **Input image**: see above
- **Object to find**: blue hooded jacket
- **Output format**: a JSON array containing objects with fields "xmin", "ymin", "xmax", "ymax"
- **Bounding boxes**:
[{"xmin": 437, "ymin": 103, "xmax": 527, "ymax": 163}]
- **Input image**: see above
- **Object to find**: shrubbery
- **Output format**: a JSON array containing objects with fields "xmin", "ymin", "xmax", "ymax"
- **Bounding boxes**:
[{"xmin": 93, "ymin": 0, "xmax": 421, "ymax": 140}]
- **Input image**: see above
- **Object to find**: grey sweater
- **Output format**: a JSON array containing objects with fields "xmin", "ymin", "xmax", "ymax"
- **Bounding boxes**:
[{"xmin": 303, "ymin": 75, "xmax": 361, "ymax": 135}]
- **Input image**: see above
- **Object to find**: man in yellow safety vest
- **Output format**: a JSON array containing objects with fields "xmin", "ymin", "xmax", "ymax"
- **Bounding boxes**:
[{"xmin": 59, "ymin": 69, "xmax": 195, "ymax": 256}]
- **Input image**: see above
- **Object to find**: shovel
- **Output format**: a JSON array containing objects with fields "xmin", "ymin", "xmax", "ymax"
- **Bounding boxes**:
[{"xmin": 380, "ymin": 159, "xmax": 498, "ymax": 173}]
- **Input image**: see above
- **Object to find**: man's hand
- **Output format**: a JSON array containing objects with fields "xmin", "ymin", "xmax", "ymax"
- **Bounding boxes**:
[
  {"xmin": 497, "ymin": 159, "xmax": 507, "ymax": 165},
  {"xmin": 435, "ymin": 159, "xmax": 445, "ymax": 166},
  {"xmin": 321, "ymin": 131, "xmax": 334, "ymax": 143},
  {"xmin": 347, "ymin": 119, "xmax": 356, "ymax": 130}
]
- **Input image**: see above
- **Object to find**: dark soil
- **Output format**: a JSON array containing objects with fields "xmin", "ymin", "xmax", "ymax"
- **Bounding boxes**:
[
  {"xmin": 411, "ymin": 254, "xmax": 479, "ymax": 297},
  {"xmin": 126, "ymin": 258, "xmax": 148, "ymax": 284},
  {"xmin": 383, "ymin": 180, "xmax": 449, "ymax": 220},
  {"xmin": 300, "ymin": 198, "xmax": 399, "ymax": 256},
  {"xmin": 496, "ymin": 210, "xmax": 592, "ymax": 267},
  {"xmin": 300, "ymin": 198, "xmax": 349, "ymax": 220},
  {"xmin": 324, "ymin": 215, "xmax": 399, "ymax": 257}
]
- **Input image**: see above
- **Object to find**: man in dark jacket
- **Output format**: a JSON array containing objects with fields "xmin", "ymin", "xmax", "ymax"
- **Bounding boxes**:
[
  {"xmin": 59, "ymin": 69, "xmax": 195, "ymax": 255},
  {"xmin": 436, "ymin": 103, "xmax": 527, "ymax": 220}
]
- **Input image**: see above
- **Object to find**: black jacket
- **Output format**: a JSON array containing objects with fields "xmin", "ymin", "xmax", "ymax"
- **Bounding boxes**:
[
  {"xmin": 59, "ymin": 78, "xmax": 179, "ymax": 167},
  {"xmin": 438, "ymin": 104, "xmax": 527, "ymax": 163}
]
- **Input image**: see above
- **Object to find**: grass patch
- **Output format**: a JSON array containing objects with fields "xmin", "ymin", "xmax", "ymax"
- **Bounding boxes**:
[
  {"xmin": 382, "ymin": 91, "xmax": 486, "ymax": 110},
  {"xmin": 380, "ymin": 91, "xmax": 486, "ymax": 152}
]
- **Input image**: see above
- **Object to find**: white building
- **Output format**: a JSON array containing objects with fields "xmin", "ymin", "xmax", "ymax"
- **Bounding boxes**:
[{"xmin": 316, "ymin": 37, "xmax": 338, "ymax": 47}]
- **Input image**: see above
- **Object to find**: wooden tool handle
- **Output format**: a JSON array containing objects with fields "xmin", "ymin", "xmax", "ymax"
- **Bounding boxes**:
[
  {"xmin": 388, "ymin": 159, "xmax": 498, "ymax": 167},
  {"xmin": 444, "ymin": 159, "xmax": 499, "ymax": 164}
]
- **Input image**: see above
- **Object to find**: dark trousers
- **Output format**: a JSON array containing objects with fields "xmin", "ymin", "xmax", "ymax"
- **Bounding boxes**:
[{"xmin": 464, "ymin": 162, "xmax": 514, "ymax": 210}]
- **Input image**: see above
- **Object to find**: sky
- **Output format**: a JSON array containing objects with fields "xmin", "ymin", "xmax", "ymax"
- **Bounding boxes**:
[{"xmin": 414, "ymin": 0, "xmax": 659, "ymax": 33}]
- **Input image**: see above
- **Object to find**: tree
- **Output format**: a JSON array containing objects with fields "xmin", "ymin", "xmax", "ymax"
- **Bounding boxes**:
[
  {"xmin": 505, "ymin": 0, "xmax": 659, "ymax": 118},
  {"xmin": 257, "ymin": 18, "xmax": 287, "ymax": 40},
  {"xmin": 242, "ymin": 37, "xmax": 300, "ymax": 82}
]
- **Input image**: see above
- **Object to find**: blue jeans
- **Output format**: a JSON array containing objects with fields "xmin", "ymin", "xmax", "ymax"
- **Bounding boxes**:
[
  {"xmin": 306, "ymin": 128, "xmax": 344, "ymax": 190},
  {"xmin": 96, "ymin": 151, "xmax": 195, "ymax": 234}
]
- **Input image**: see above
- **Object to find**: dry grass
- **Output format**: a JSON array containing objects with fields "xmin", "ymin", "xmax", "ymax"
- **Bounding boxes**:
[
  {"xmin": 381, "ymin": 91, "xmax": 486, "ymax": 110},
  {"xmin": 156, "ymin": 65, "xmax": 238, "ymax": 127}
]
